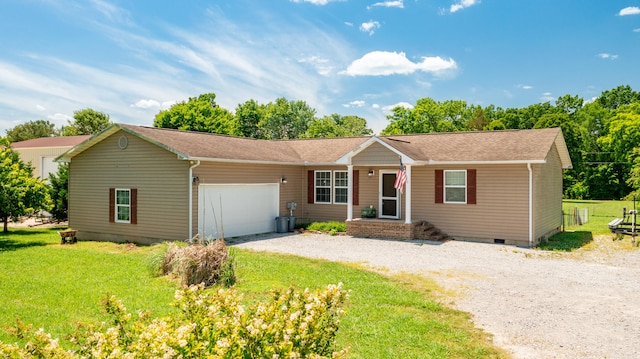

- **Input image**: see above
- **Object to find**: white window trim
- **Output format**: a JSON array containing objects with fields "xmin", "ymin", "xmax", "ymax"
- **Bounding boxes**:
[
  {"xmin": 115, "ymin": 188, "xmax": 131, "ymax": 223},
  {"xmin": 333, "ymin": 170, "xmax": 348, "ymax": 205},
  {"xmin": 314, "ymin": 171, "xmax": 332, "ymax": 204},
  {"xmin": 444, "ymin": 170, "xmax": 467, "ymax": 204}
]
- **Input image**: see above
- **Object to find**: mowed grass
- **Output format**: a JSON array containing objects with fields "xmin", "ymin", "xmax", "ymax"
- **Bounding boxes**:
[
  {"xmin": 539, "ymin": 199, "xmax": 639, "ymax": 251},
  {"xmin": 0, "ymin": 228, "xmax": 508, "ymax": 358}
]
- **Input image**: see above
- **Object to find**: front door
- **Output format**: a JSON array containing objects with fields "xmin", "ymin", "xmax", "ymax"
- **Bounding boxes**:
[{"xmin": 380, "ymin": 171, "xmax": 400, "ymax": 219}]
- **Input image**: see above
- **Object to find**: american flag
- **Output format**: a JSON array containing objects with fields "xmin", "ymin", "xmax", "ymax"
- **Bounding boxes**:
[{"xmin": 394, "ymin": 164, "xmax": 407, "ymax": 194}]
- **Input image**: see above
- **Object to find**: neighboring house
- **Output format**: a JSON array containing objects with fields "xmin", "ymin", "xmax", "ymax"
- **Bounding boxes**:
[
  {"xmin": 57, "ymin": 123, "xmax": 571, "ymax": 247},
  {"xmin": 11, "ymin": 135, "xmax": 91, "ymax": 182}
]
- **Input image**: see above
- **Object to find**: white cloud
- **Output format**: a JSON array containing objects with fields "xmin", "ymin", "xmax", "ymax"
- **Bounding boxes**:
[
  {"xmin": 340, "ymin": 51, "xmax": 457, "ymax": 76},
  {"xmin": 368, "ymin": 1, "xmax": 404, "ymax": 9},
  {"xmin": 360, "ymin": 21, "xmax": 381, "ymax": 35},
  {"xmin": 597, "ymin": 53, "xmax": 619, "ymax": 60},
  {"xmin": 343, "ymin": 100, "xmax": 366, "ymax": 108},
  {"xmin": 383, "ymin": 102, "xmax": 413, "ymax": 111},
  {"xmin": 131, "ymin": 99, "xmax": 161, "ymax": 109},
  {"xmin": 619, "ymin": 6, "xmax": 640, "ymax": 16},
  {"xmin": 450, "ymin": 0, "xmax": 480, "ymax": 13},
  {"xmin": 290, "ymin": 0, "xmax": 333, "ymax": 5},
  {"xmin": 540, "ymin": 92, "xmax": 554, "ymax": 102},
  {"xmin": 371, "ymin": 103, "xmax": 381, "ymax": 109},
  {"xmin": 36, "ymin": 104, "xmax": 46, "ymax": 111},
  {"xmin": 516, "ymin": 84, "xmax": 533, "ymax": 90},
  {"xmin": 633, "ymin": 28, "xmax": 640, "ymax": 32}
]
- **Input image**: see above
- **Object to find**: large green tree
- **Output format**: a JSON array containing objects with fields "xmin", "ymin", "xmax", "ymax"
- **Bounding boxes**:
[
  {"xmin": 381, "ymin": 98, "xmax": 471, "ymax": 134},
  {"xmin": 154, "ymin": 93, "xmax": 238, "ymax": 135},
  {"xmin": 5, "ymin": 120, "xmax": 58, "ymax": 142},
  {"xmin": 258, "ymin": 98, "xmax": 316, "ymax": 140},
  {"xmin": 0, "ymin": 138, "xmax": 51, "ymax": 232},
  {"xmin": 48, "ymin": 163, "xmax": 69, "ymax": 221},
  {"xmin": 304, "ymin": 114, "xmax": 372, "ymax": 138},
  {"xmin": 598, "ymin": 103, "xmax": 640, "ymax": 199},
  {"xmin": 62, "ymin": 108, "xmax": 112, "ymax": 136}
]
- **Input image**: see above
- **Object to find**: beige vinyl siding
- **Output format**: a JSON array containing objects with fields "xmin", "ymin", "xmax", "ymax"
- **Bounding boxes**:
[
  {"xmin": 304, "ymin": 167, "xmax": 352, "ymax": 222},
  {"xmin": 351, "ymin": 142, "xmax": 400, "ymax": 166},
  {"xmin": 69, "ymin": 131, "xmax": 189, "ymax": 243},
  {"xmin": 533, "ymin": 144, "xmax": 563, "ymax": 242},
  {"xmin": 191, "ymin": 162, "xmax": 305, "ymax": 235},
  {"xmin": 14, "ymin": 146, "xmax": 72, "ymax": 180},
  {"xmin": 412, "ymin": 164, "xmax": 530, "ymax": 245}
]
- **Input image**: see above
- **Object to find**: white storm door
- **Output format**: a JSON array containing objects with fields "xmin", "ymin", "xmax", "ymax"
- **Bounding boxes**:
[{"xmin": 379, "ymin": 171, "xmax": 400, "ymax": 219}]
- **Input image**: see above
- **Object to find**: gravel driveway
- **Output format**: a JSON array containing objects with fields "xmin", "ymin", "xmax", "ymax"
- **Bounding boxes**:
[{"xmin": 229, "ymin": 232, "xmax": 640, "ymax": 359}]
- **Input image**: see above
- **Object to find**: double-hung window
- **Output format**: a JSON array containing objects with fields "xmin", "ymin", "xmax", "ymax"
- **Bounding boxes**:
[
  {"xmin": 115, "ymin": 189, "xmax": 131, "ymax": 223},
  {"xmin": 444, "ymin": 170, "xmax": 466, "ymax": 203},
  {"xmin": 314, "ymin": 170, "xmax": 349, "ymax": 204},
  {"xmin": 315, "ymin": 171, "xmax": 332, "ymax": 203},
  {"xmin": 110, "ymin": 188, "xmax": 137, "ymax": 224},
  {"xmin": 333, "ymin": 171, "xmax": 348, "ymax": 204}
]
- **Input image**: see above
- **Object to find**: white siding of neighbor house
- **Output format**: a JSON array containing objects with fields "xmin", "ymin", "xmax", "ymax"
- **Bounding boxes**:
[
  {"xmin": 69, "ymin": 130, "xmax": 190, "ymax": 243},
  {"xmin": 14, "ymin": 147, "xmax": 72, "ymax": 181}
]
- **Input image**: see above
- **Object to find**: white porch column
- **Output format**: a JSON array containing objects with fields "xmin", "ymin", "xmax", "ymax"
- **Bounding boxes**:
[
  {"xmin": 404, "ymin": 164, "xmax": 412, "ymax": 224},
  {"xmin": 347, "ymin": 165, "xmax": 354, "ymax": 221}
]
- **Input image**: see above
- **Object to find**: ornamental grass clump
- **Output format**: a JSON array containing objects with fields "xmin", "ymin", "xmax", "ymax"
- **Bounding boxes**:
[
  {"xmin": 157, "ymin": 238, "xmax": 236, "ymax": 287},
  {"xmin": 0, "ymin": 283, "xmax": 349, "ymax": 359}
]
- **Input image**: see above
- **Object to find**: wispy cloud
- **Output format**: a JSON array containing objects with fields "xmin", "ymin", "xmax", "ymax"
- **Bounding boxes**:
[
  {"xmin": 343, "ymin": 100, "xmax": 366, "ymax": 108},
  {"xmin": 450, "ymin": 0, "xmax": 480, "ymax": 13},
  {"xmin": 368, "ymin": 1, "xmax": 404, "ymax": 9},
  {"xmin": 516, "ymin": 84, "xmax": 533, "ymax": 90},
  {"xmin": 540, "ymin": 92, "xmax": 554, "ymax": 102},
  {"xmin": 340, "ymin": 51, "xmax": 457, "ymax": 76},
  {"xmin": 619, "ymin": 6, "xmax": 640, "ymax": 16},
  {"xmin": 360, "ymin": 21, "xmax": 381, "ymax": 35},
  {"xmin": 633, "ymin": 28, "xmax": 640, "ymax": 32},
  {"xmin": 290, "ymin": 0, "xmax": 335, "ymax": 5},
  {"xmin": 384, "ymin": 102, "xmax": 413, "ymax": 110},
  {"xmin": 597, "ymin": 53, "xmax": 619, "ymax": 60}
]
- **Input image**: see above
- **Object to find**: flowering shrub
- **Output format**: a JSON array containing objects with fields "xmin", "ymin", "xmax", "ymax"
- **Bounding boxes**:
[{"xmin": 0, "ymin": 283, "xmax": 348, "ymax": 358}]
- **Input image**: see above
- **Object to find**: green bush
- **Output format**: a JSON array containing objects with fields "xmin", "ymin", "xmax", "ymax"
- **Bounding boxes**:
[
  {"xmin": 1, "ymin": 284, "xmax": 349, "ymax": 358},
  {"xmin": 307, "ymin": 221, "xmax": 346, "ymax": 234}
]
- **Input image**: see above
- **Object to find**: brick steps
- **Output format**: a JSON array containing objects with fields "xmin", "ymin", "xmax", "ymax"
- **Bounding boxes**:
[{"xmin": 346, "ymin": 219, "xmax": 452, "ymax": 242}]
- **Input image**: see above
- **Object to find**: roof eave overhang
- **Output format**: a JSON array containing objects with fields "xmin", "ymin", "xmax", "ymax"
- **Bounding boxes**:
[
  {"xmin": 56, "ymin": 124, "xmax": 190, "ymax": 162},
  {"xmin": 426, "ymin": 159, "xmax": 547, "ymax": 166}
]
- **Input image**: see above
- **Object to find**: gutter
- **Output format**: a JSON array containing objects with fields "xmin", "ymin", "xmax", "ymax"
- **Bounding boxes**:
[{"xmin": 188, "ymin": 160, "xmax": 201, "ymax": 239}]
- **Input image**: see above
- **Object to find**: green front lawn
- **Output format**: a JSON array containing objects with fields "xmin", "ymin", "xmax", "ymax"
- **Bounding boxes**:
[{"xmin": 0, "ymin": 228, "xmax": 507, "ymax": 358}]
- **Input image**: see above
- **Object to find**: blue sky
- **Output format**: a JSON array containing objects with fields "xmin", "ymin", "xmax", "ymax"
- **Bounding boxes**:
[{"xmin": 1, "ymin": 0, "xmax": 639, "ymax": 135}]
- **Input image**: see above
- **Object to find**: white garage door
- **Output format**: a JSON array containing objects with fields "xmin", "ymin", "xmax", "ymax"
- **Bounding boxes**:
[{"xmin": 198, "ymin": 184, "xmax": 279, "ymax": 239}]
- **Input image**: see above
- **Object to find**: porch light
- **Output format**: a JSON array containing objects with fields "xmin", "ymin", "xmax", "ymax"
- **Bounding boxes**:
[
  {"xmin": 368, "ymin": 170, "xmax": 374, "ymax": 177},
  {"xmin": 281, "ymin": 177, "xmax": 287, "ymax": 184}
]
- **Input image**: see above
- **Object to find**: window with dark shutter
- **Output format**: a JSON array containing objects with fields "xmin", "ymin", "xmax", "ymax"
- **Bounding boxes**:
[
  {"xmin": 109, "ymin": 188, "xmax": 115, "ymax": 222},
  {"xmin": 435, "ymin": 170, "xmax": 443, "ymax": 204},
  {"xmin": 467, "ymin": 169, "xmax": 476, "ymax": 204},
  {"xmin": 308, "ymin": 170, "xmax": 314, "ymax": 203},
  {"xmin": 353, "ymin": 170, "xmax": 359, "ymax": 206}
]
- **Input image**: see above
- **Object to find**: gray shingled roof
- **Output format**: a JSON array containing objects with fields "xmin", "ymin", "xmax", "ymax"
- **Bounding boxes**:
[
  {"xmin": 59, "ymin": 124, "xmax": 571, "ymax": 168},
  {"xmin": 378, "ymin": 127, "xmax": 567, "ymax": 164}
]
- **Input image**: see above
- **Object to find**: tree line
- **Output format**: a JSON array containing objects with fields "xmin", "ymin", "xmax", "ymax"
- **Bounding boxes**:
[{"xmin": 2, "ymin": 85, "xmax": 640, "ymax": 229}]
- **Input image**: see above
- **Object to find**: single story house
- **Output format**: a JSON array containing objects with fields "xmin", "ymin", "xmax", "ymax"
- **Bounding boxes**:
[
  {"xmin": 57, "ymin": 123, "xmax": 571, "ymax": 247},
  {"xmin": 11, "ymin": 135, "xmax": 91, "ymax": 182}
]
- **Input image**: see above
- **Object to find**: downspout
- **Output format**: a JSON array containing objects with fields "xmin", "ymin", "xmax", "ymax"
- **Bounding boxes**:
[
  {"xmin": 528, "ymin": 162, "xmax": 533, "ymax": 248},
  {"xmin": 347, "ymin": 165, "xmax": 353, "ymax": 221},
  {"xmin": 188, "ymin": 160, "xmax": 201, "ymax": 239}
]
